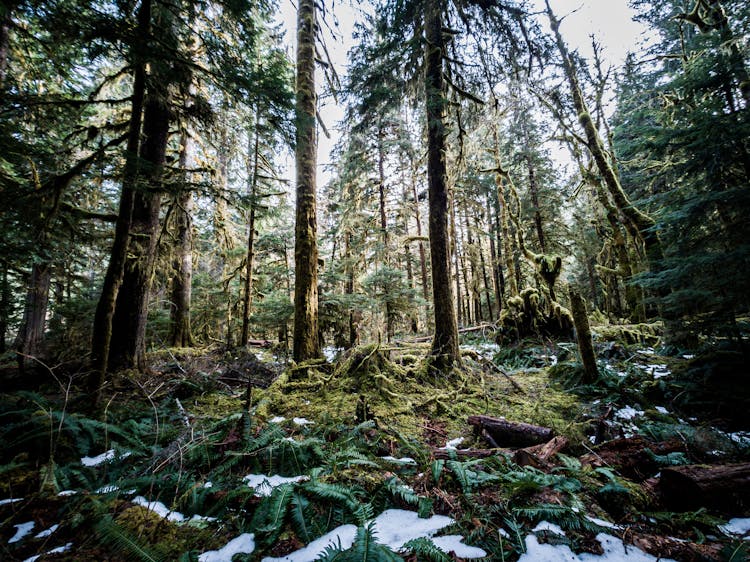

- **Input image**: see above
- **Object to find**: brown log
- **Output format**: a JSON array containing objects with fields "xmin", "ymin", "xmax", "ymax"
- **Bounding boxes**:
[
  {"xmin": 660, "ymin": 462, "xmax": 750, "ymax": 511},
  {"xmin": 468, "ymin": 415, "xmax": 553, "ymax": 447},
  {"xmin": 247, "ymin": 339, "xmax": 273, "ymax": 348},
  {"xmin": 513, "ymin": 436, "xmax": 569, "ymax": 468}
]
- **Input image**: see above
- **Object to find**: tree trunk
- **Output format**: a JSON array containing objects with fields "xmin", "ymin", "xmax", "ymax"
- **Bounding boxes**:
[
  {"xmin": 108, "ymin": 86, "xmax": 171, "ymax": 371},
  {"xmin": 450, "ymin": 188, "xmax": 462, "ymax": 327},
  {"xmin": 569, "ymin": 287, "xmax": 598, "ymax": 384},
  {"xmin": 475, "ymin": 215, "xmax": 494, "ymax": 322},
  {"xmin": 293, "ymin": 0, "xmax": 321, "ymax": 362},
  {"xmin": 14, "ymin": 262, "xmax": 50, "ymax": 369},
  {"xmin": 0, "ymin": 2, "xmax": 12, "ymax": 93},
  {"xmin": 526, "ymin": 155, "xmax": 547, "ymax": 253},
  {"xmin": 89, "ymin": 0, "xmax": 150, "ymax": 391},
  {"xmin": 425, "ymin": 0, "xmax": 460, "ymax": 370},
  {"xmin": 241, "ymin": 112, "xmax": 261, "ymax": 347},
  {"xmin": 411, "ymin": 167, "xmax": 429, "ymax": 304},
  {"xmin": 487, "ymin": 195, "xmax": 504, "ymax": 317},
  {"xmin": 170, "ymin": 129, "xmax": 194, "ymax": 348},
  {"xmin": 0, "ymin": 263, "xmax": 8, "ymax": 353}
]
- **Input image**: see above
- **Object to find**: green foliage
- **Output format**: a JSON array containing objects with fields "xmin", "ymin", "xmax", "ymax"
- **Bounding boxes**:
[
  {"xmin": 446, "ymin": 458, "xmax": 501, "ymax": 494},
  {"xmin": 401, "ymin": 537, "xmax": 452, "ymax": 562},
  {"xmin": 315, "ymin": 523, "xmax": 404, "ymax": 562}
]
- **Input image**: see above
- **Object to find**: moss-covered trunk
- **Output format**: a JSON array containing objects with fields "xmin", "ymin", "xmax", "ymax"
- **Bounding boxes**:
[
  {"xmin": 292, "ymin": 0, "xmax": 321, "ymax": 362},
  {"xmin": 241, "ymin": 112, "xmax": 260, "ymax": 347},
  {"xmin": 89, "ymin": 0, "xmax": 149, "ymax": 390},
  {"xmin": 425, "ymin": 0, "xmax": 460, "ymax": 369},
  {"xmin": 14, "ymin": 262, "xmax": 50, "ymax": 369},
  {"xmin": 108, "ymin": 83, "xmax": 171, "ymax": 371},
  {"xmin": 170, "ymin": 129, "xmax": 194, "ymax": 348},
  {"xmin": 569, "ymin": 287, "xmax": 598, "ymax": 384}
]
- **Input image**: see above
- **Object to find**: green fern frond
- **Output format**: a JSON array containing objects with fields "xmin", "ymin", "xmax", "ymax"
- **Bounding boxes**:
[
  {"xmin": 302, "ymin": 480, "xmax": 373, "ymax": 525},
  {"xmin": 315, "ymin": 524, "xmax": 404, "ymax": 561},
  {"xmin": 383, "ymin": 476, "xmax": 419, "ymax": 506},
  {"xmin": 401, "ymin": 537, "xmax": 452, "ymax": 561},
  {"xmin": 250, "ymin": 482, "xmax": 295, "ymax": 541},
  {"xmin": 93, "ymin": 515, "xmax": 167, "ymax": 562}
]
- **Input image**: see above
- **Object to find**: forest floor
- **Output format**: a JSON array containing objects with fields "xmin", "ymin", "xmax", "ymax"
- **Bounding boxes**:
[{"xmin": 1, "ymin": 329, "xmax": 749, "ymax": 561}]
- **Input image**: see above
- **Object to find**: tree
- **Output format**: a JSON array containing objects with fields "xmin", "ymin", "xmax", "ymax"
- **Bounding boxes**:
[{"xmin": 292, "ymin": 0, "xmax": 321, "ymax": 362}]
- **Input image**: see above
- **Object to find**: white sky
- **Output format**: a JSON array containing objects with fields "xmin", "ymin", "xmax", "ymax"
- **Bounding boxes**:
[{"xmin": 275, "ymin": 0, "xmax": 653, "ymax": 186}]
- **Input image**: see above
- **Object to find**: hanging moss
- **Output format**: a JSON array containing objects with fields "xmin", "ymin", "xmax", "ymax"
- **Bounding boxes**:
[{"xmin": 496, "ymin": 287, "xmax": 574, "ymax": 344}]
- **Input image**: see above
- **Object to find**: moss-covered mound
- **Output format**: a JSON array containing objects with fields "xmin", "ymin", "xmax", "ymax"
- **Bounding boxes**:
[{"xmin": 253, "ymin": 343, "xmax": 586, "ymax": 444}]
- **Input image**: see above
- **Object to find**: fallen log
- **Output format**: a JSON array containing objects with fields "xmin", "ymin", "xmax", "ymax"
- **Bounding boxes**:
[
  {"xmin": 468, "ymin": 415, "xmax": 553, "ymax": 447},
  {"xmin": 431, "ymin": 447, "xmax": 509, "ymax": 460},
  {"xmin": 513, "ymin": 436, "xmax": 569, "ymax": 468},
  {"xmin": 660, "ymin": 462, "xmax": 750, "ymax": 511},
  {"xmin": 247, "ymin": 339, "xmax": 274, "ymax": 348}
]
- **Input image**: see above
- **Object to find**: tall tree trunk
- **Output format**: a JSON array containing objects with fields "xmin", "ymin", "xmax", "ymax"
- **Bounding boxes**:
[
  {"xmin": 425, "ymin": 1, "xmax": 460, "ymax": 369},
  {"xmin": 241, "ymin": 113, "xmax": 261, "ymax": 346},
  {"xmin": 450, "ymin": 189, "xmax": 462, "ymax": 327},
  {"xmin": 344, "ymin": 231, "xmax": 359, "ymax": 348},
  {"xmin": 293, "ymin": 0, "xmax": 321, "ymax": 362},
  {"xmin": 0, "ymin": 263, "xmax": 8, "ymax": 353},
  {"xmin": 108, "ymin": 87, "xmax": 171, "ymax": 371},
  {"xmin": 89, "ymin": 0, "xmax": 150, "ymax": 391},
  {"xmin": 487, "ymin": 195, "xmax": 504, "ymax": 316},
  {"xmin": 170, "ymin": 129, "xmax": 194, "ymax": 347},
  {"xmin": 526, "ymin": 155, "xmax": 547, "ymax": 253},
  {"xmin": 14, "ymin": 262, "xmax": 50, "ymax": 369},
  {"xmin": 0, "ymin": 2, "xmax": 12, "ymax": 93},
  {"xmin": 411, "ymin": 168, "xmax": 429, "ymax": 302},
  {"xmin": 475, "ymin": 215, "xmax": 494, "ymax": 322},
  {"xmin": 377, "ymin": 123, "xmax": 393, "ymax": 341}
]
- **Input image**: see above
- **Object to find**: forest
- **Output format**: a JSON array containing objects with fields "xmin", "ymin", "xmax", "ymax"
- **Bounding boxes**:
[{"xmin": 1, "ymin": 0, "xmax": 749, "ymax": 560}]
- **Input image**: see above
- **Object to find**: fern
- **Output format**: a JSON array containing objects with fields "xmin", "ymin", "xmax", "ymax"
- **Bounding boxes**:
[
  {"xmin": 513, "ymin": 504, "xmax": 602, "ymax": 533},
  {"xmin": 93, "ymin": 515, "xmax": 167, "ymax": 562},
  {"xmin": 302, "ymin": 480, "xmax": 374, "ymax": 525},
  {"xmin": 382, "ymin": 476, "xmax": 419, "ymax": 506},
  {"xmin": 446, "ymin": 459, "xmax": 500, "ymax": 494},
  {"xmin": 644, "ymin": 448, "xmax": 690, "ymax": 467},
  {"xmin": 402, "ymin": 537, "xmax": 452, "ymax": 561},
  {"xmin": 315, "ymin": 524, "xmax": 404, "ymax": 562},
  {"xmin": 250, "ymin": 482, "xmax": 296, "ymax": 543}
]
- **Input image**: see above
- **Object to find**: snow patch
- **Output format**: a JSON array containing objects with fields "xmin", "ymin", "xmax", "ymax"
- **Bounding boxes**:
[
  {"xmin": 655, "ymin": 406, "xmax": 669, "ymax": 414},
  {"xmin": 243, "ymin": 474, "xmax": 309, "ymax": 496},
  {"xmin": 586, "ymin": 516, "xmax": 621, "ymax": 530},
  {"xmin": 198, "ymin": 533, "xmax": 255, "ymax": 562},
  {"xmin": 262, "ymin": 509, "xmax": 485, "ymax": 560},
  {"xmin": 262, "ymin": 524, "xmax": 358, "ymax": 562},
  {"xmin": 533, "ymin": 520, "xmax": 566, "ymax": 535},
  {"xmin": 441, "ymin": 437, "xmax": 465, "ymax": 450},
  {"xmin": 9, "ymin": 521, "xmax": 35, "ymax": 543},
  {"xmin": 720, "ymin": 517, "xmax": 750, "ymax": 537},
  {"xmin": 269, "ymin": 416, "xmax": 286, "ymax": 423},
  {"xmin": 132, "ymin": 496, "xmax": 185, "ymax": 522},
  {"xmin": 519, "ymin": 533, "xmax": 678, "ymax": 562},
  {"xmin": 81, "ymin": 449, "xmax": 131, "ymax": 467},
  {"xmin": 57, "ymin": 490, "xmax": 77, "ymax": 497},
  {"xmin": 381, "ymin": 456, "xmax": 417, "ymax": 465},
  {"xmin": 614, "ymin": 406, "xmax": 644, "ymax": 420},
  {"xmin": 96, "ymin": 484, "xmax": 119, "ymax": 494},
  {"xmin": 292, "ymin": 417, "xmax": 314, "ymax": 426},
  {"xmin": 431, "ymin": 535, "xmax": 487, "ymax": 558},
  {"xmin": 0, "ymin": 497, "xmax": 23, "ymax": 505},
  {"xmin": 34, "ymin": 524, "xmax": 59, "ymax": 538}
]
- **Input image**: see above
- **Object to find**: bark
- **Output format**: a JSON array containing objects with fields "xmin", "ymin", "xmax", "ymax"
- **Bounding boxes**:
[
  {"xmin": 450, "ymin": 188, "xmax": 462, "ymax": 326},
  {"xmin": 476, "ymin": 215, "xmax": 494, "ymax": 322},
  {"xmin": 580, "ymin": 437, "xmax": 687, "ymax": 481},
  {"xmin": 493, "ymin": 131, "xmax": 519, "ymax": 299},
  {"xmin": 526, "ymin": 155, "xmax": 547, "ymax": 253},
  {"xmin": 241, "ymin": 112, "xmax": 261, "ymax": 347},
  {"xmin": 89, "ymin": 0, "xmax": 149, "ymax": 391},
  {"xmin": 292, "ymin": 0, "xmax": 321, "ymax": 362},
  {"xmin": 0, "ymin": 263, "xmax": 8, "ymax": 353},
  {"xmin": 170, "ymin": 129, "xmax": 194, "ymax": 347},
  {"xmin": 411, "ymin": 169, "xmax": 429, "ymax": 302},
  {"xmin": 487, "ymin": 195, "xmax": 503, "ymax": 317},
  {"xmin": 569, "ymin": 287, "xmax": 598, "ymax": 384},
  {"xmin": 425, "ymin": 0, "xmax": 460, "ymax": 369},
  {"xmin": 660, "ymin": 462, "xmax": 750, "ymax": 511},
  {"xmin": 108, "ymin": 86, "xmax": 171, "ymax": 371},
  {"xmin": 14, "ymin": 262, "xmax": 50, "ymax": 369},
  {"xmin": 468, "ymin": 415, "xmax": 553, "ymax": 447},
  {"xmin": 513, "ymin": 436, "xmax": 569, "ymax": 468}
]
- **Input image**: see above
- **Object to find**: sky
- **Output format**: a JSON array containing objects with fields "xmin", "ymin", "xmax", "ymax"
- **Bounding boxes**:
[{"xmin": 275, "ymin": 0, "xmax": 654, "ymax": 185}]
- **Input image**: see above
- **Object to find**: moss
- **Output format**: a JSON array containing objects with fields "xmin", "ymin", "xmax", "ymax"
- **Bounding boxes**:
[
  {"xmin": 253, "ymin": 344, "xmax": 586, "ymax": 446},
  {"xmin": 592, "ymin": 322, "xmax": 662, "ymax": 345},
  {"xmin": 190, "ymin": 393, "xmax": 244, "ymax": 420}
]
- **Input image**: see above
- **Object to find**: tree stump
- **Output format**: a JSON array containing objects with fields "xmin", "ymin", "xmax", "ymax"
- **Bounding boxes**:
[{"xmin": 660, "ymin": 463, "xmax": 750, "ymax": 511}]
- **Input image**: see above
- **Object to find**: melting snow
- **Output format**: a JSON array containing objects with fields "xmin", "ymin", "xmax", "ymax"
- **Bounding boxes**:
[
  {"xmin": 34, "ymin": 524, "xmax": 59, "ymax": 538},
  {"xmin": 243, "ymin": 474, "xmax": 309, "ymax": 496},
  {"xmin": 519, "ymin": 533, "xmax": 677, "ymax": 562},
  {"xmin": 498, "ymin": 528, "xmax": 511, "ymax": 538},
  {"xmin": 198, "ymin": 533, "xmax": 256, "ymax": 562},
  {"xmin": 655, "ymin": 406, "xmax": 669, "ymax": 414},
  {"xmin": 57, "ymin": 490, "xmax": 77, "ymax": 497},
  {"xmin": 614, "ymin": 406, "xmax": 644, "ymax": 420},
  {"xmin": 132, "ymin": 496, "xmax": 185, "ymax": 522},
  {"xmin": 322, "ymin": 347, "xmax": 342, "ymax": 362},
  {"xmin": 586, "ymin": 516, "xmax": 621, "ymax": 530},
  {"xmin": 381, "ymin": 456, "xmax": 417, "ymax": 465},
  {"xmin": 81, "ymin": 449, "xmax": 131, "ymax": 467},
  {"xmin": 96, "ymin": 485, "xmax": 119, "ymax": 494},
  {"xmin": 262, "ymin": 509, "xmax": 485, "ymax": 561},
  {"xmin": 22, "ymin": 543, "xmax": 73, "ymax": 562},
  {"xmin": 0, "ymin": 497, "xmax": 23, "ymax": 505},
  {"xmin": 720, "ymin": 518, "xmax": 750, "ymax": 538},
  {"xmin": 292, "ymin": 417, "xmax": 314, "ymax": 426},
  {"xmin": 533, "ymin": 521, "xmax": 566, "ymax": 535},
  {"xmin": 441, "ymin": 437, "xmax": 465, "ymax": 450},
  {"xmin": 269, "ymin": 416, "xmax": 286, "ymax": 423},
  {"xmin": 9, "ymin": 521, "xmax": 35, "ymax": 543}
]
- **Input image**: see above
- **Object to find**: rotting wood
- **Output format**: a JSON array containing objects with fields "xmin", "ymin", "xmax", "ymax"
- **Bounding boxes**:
[
  {"xmin": 580, "ymin": 437, "xmax": 686, "ymax": 481},
  {"xmin": 468, "ymin": 415, "xmax": 553, "ymax": 447},
  {"xmin": 513, "ymin": 435, "xmax": 569, "ymax": 468},
  {"xmin": 660, "ymin": 462, "xmax": 750, "ymax": 511}
]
